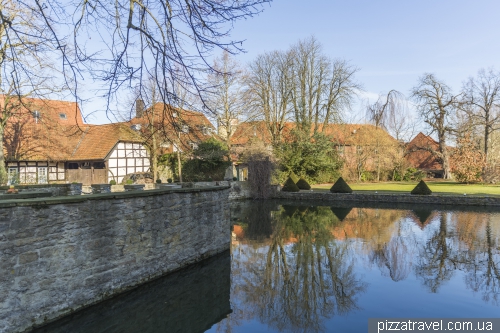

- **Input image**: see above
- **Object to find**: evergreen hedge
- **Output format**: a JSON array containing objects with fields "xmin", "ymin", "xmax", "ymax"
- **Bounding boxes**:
[
  {"xmin": 330, "ymin": 177, "xmax": 352, "ymax": 193},
  {"xmin": 282, "ymin": 177, "xmax": 300, "ymax": 192},
  {"xmin": 411, "ymin": 180, "xmax": 432, "ymax": 195},
  {"xmin": 296, "ymin": 177, "xmax": 311, "ymax": 190},
  {"xmin": 289, "ymin": 171, "xmax": 300, "ymax": 184}
]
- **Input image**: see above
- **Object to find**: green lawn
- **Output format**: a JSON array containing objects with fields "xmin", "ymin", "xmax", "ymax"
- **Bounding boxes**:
[{"xmin": 312, "ymin": 181, "xmax": 500, "ymax": 196}]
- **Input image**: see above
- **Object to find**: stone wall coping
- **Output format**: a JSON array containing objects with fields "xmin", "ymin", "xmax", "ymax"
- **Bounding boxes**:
[
  {"xmin": 274, "ymin": 190, "xmax": 500, "ymax": 207},
  {"xmin": 0, "ymin": 185, "xmax": 230, "ymax": 208},
  {"xmin": 0, "ymin": 183, "xmax": 81, "ymax": 190}
]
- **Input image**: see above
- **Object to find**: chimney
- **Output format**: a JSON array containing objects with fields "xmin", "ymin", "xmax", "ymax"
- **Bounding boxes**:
[{"xmin": 136, "ymin": 99, "xmax": 145, "ymax": 118}]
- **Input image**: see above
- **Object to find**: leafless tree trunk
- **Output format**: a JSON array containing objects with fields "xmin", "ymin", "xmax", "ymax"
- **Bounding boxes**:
[
  {"xmin": 205, "ymin": 52, "xmax": 247, "ymax": 152},
  {"xmin": 366, "ymin": 90, "xmax": 407, "ymax": 181},
  {"xmin": 412, "ymin": 74, "xmax": 460, "ymax": 179},
  {"xmin": 247, "ymin": 50, "xmax": 294, "ymax": 145},
  {"xmin": 289, "ymin": 37, "xmax": 360, "ymax": 134},
  {"xmin": 246, "ymin": 37, "xmax": 361, "ymax": 144}
]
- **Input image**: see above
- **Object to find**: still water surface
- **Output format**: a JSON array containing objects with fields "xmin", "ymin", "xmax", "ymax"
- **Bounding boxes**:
[{"xmin": 35, "ymin": 200, "xmax": 500, "ymax": 333}]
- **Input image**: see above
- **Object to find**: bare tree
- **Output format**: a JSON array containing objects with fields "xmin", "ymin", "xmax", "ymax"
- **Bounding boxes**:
[
  {"xmin": 205, "ymin": 52, "xmax": 247, "ymax": 151},
  {"xmin": 460, "ymin": 68, "xmax": 500, "ymax": 162},
  {"xmin": 411, "ymin": 74, "xmax": 460, "ymax": 179},
  {"xmin": 246, "ymin": 37, "xmax": 360, "ymax": 145},
  {"xmin": 31, "ymin": 0, "xmax": 270, "ymax": 119},
  {"xmin": 290, "ymin": 37, "xmax": 361, "ymax": 134},
  {"xmin": 0, "ymin": 0, "xmax": 66, "ymax": 183},
  {"xmin": 366, "ymin": 90, "xmax": 407, "ymax": 181},
  {"xmin": 247, "ymin": 50, "xmax": 294, "ymax": 145}
]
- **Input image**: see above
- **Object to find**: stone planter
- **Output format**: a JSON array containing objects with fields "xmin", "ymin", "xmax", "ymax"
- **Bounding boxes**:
[
  {"xmin": 91, "ymin": 184, "xmax": 112, "ymax": 194},
  {"xmin": 124, "ymin": 184, "xmax": 145, "ymax": 191}
]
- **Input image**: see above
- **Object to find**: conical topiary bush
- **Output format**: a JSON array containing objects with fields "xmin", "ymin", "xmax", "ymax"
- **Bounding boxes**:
[
  {"xmin": 282, "ymin": 177, "xmax": 300, "ymax": 192},
  {"xmin": 330, "ymin": 177, "xmax": 352, "ymax": 193},
  {"xmin": 296, "ymin": 177, "xmax": 311, "ymax": 190},
  {"xmin": 411, "ymin": 180, "xmax": 432, "ymax": 195},
  {"xmin": 289, "ymin": 171, "xmax": 300, "ymax": 184}
]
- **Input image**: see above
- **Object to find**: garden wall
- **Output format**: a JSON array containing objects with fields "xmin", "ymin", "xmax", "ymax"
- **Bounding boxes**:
[
  {"xmin": 275, "ymin": 191, "xmax": 500, "ymax": 206},
  {"xmin": 0, "ymin": 186, "xmax": 230, "ymax": 333}
]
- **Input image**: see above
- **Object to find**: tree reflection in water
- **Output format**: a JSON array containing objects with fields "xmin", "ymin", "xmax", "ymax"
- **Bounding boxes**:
[
  {"xmin": 415, "ymin": 213, "xmax": 456, "ymax": 293},
  {"xmin": 224, "ymin": 202, "xmax": 500, "ymax": 333},
  {"xmin": 228, "ymin": 203, "xmax": 366, "ymax": 333},
  {"xmin": 455, "ymin": 212, "xmax": 500, "ymax": 305},
  {"xmin": 370, "ymin": 219, "xmax": 417, "ymax": 282}
]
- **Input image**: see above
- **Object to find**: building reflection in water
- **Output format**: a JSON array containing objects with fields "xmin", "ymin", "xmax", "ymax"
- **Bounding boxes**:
[{"xmin": 223, "ymin": 200, "xmax": 500, "ymax": 333}]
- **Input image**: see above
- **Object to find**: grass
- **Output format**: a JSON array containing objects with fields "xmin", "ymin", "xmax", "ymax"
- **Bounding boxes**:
[{"xmin": 311, "ymin": 181, "xmax": 500, "ymax": 196}]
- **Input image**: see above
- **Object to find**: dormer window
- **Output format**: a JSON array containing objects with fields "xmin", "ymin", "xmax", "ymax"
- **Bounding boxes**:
[
  {"xmin": 59, "ymin": 113, "xmax": 67, "ymax": 120},
  {"xmin": 189, "ymin": 142, "xmax": 198, "ymax": 149},
  {"xmin": 181, "ymin": 125, "xmax": 189, "ymax": 133},
  {"xmin": 202, "ymin": 126, "xmax": 213, "ymax": 135}
]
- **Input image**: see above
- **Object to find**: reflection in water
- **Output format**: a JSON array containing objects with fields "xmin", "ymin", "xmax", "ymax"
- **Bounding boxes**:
[
  {"xmin": 32, "ymin": 252, "xmax": 231, "ymax": 333},
  {"xmin": 228, "ymin": 202, "xmax": 367, "ymax": 333},
  {"xmin": 29, "ymin": 202, "xmax": 500, "ymax": 333},
  {"xmin": 222, "ymin": 201, "xmax": 500, "ymax": 333}
]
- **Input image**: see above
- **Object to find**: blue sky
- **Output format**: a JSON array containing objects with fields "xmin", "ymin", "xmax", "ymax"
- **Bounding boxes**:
[
  {"xmin": 88, "ymin": 0, "xmax": 500, "ymax": 125},
  {"xmin": 228, "ymin": 0, "xmax": 500, "ymax": 120}
]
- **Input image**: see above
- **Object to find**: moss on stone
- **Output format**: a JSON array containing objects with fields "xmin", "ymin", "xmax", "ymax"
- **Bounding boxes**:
[
  {"xmin": 330, "ymin": 177, "xmax": 352, "ymax": 193},
  {"xmin": 411, "ymin": 180, "xmax": 432, "ymax": 195},
  {"xmin": 282, "ymin": 177, "xmax": 300, "ymax": 192},
  {"xmin": 296, "ymin": 178, "xmax": 311, "ymax": 190}
]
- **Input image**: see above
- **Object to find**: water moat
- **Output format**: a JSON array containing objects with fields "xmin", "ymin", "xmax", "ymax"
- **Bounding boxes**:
[{"xmin": 31, "ymin": 200, "xmax": 500, "ymax": 333}]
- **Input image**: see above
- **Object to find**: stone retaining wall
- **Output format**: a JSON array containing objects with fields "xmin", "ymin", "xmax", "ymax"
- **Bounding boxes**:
[
  {"xmin": 0, "ymin": 186, "xmax": 230, "ymax": 333},
  {"xmin": 275, "ymin": 190, "xmax": 500, "ymax": 206},
  {"xmin": 0, "ymin": 183, "xmax": 83, "ymax": 196}
]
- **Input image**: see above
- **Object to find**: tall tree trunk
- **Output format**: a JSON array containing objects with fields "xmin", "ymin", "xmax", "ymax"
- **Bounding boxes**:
[
  {"xmin": 439, "ymin": 143, "xmax": 451, "ymax": 179},
  {"xmin": 0, "ymin": 125, "xmax": 6, "ymax": 184}
]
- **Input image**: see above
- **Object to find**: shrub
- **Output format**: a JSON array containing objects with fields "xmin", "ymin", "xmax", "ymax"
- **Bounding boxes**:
[
  {"xmin": 167, "ymin": 178, "xmax": 173, "ymax": 183},
  {"xmin": 411, "ymin": 180, "xmax": 432, "ymax": 195},
  {"xmin": 276, "ymin": 130, "xmax": 343, "ymax": 184},
  {"xmin": 296, "ymin": 177, "xmax": 311, "ymax": 190},
  {"xmin": 109, "ymin": 179, "xmax": 117, "ymax": 185},
  {"xmin": 156, "ymin": 179, "xmax": 162, "ymax": 184},
  {"xmin": 330, "ymin": 177, "xmax": 352, "ymax": 193},
  {"xmin": 289, "ymin": 171, "xmax": 300, "ymax": 184},
  {"xmin": 360, "ymin": 171, "xmax": 374, "ymax": 182},
  {"xmin": 125, "ymin": 179, "xmax": 133, "ymax": 185},
  {"xmin": 281, "ymin": 177, "xmax": 300, "ymax": 192}
]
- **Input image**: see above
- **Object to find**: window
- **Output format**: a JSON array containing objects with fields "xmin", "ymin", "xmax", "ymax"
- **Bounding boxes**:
[
  {"xmin": 182, "ymin": 125, "xmax": 189, "ymax": 133},
  {"xmin": 93, "ymin": 162, "xmax": 105, "ymax": 169},
  {"xmin": 38, "ymin": 167, "xmax": 48, "ymax": 184},
  {"xmin": 202, "ymin": 126, "xmax": 213, "ymax": 135},
  {"xmin": 189, "ymin": 142, "xmax": 198, "ymax": 149},
  {"xmin": 59, "ymin": 113, "xmax": 67, "ymax": 120},
  {"xmin": 7, "ymin": 167, "xmax": 18, "ymax": 185}
]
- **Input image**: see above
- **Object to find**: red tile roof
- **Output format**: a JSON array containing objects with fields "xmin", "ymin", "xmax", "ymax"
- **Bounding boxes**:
[
  {"xmin": 4, "ymin": 97, "xmax": 143, "ymax": 162},
  {"xmin": 230, "ymin": 121, "xmax": 397, "ymax": 146},
  {"xmin": 129, "ymin": 103, "xmax": 217, "ymax": 153},
  {"xmin": 405, "ymin": 132, "xmax": 442, "ymax": 170}
]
